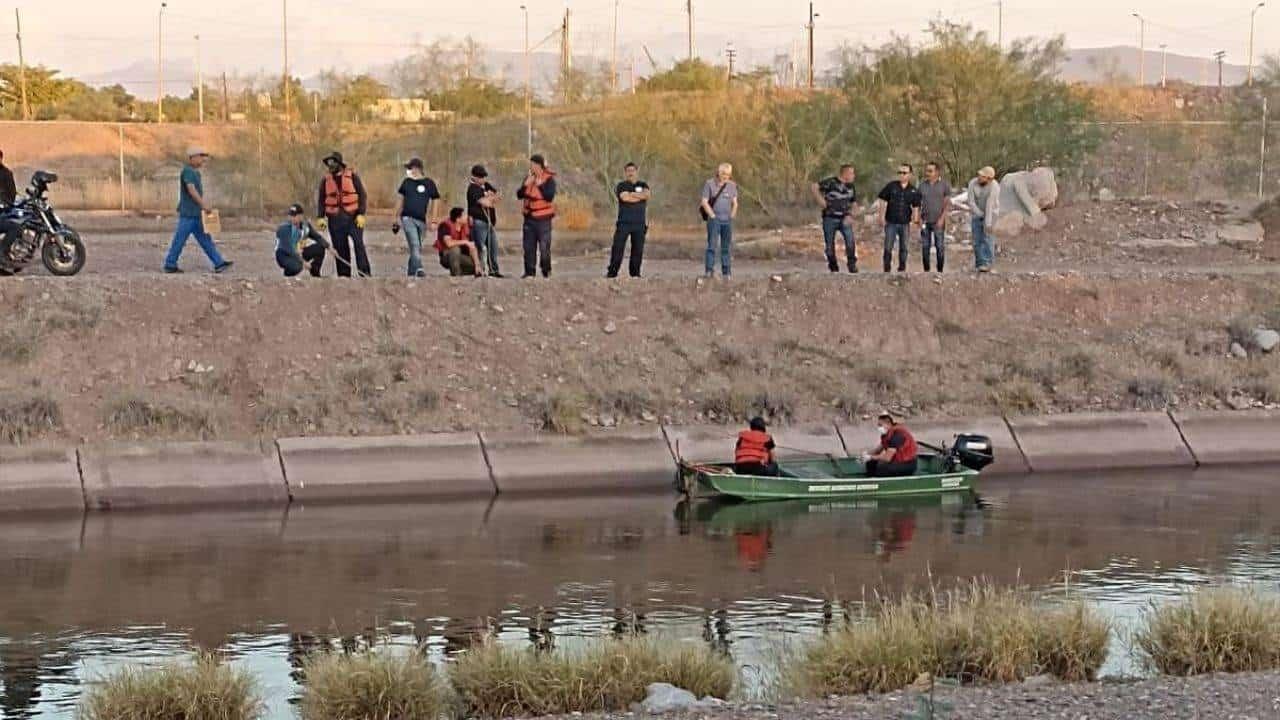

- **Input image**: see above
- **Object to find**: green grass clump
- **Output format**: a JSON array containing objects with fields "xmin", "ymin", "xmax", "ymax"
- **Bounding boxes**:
[
  {"xmin": 1135, "ymin": 588, "xmax": 1280, "ymax": 676},
  {"xmin": 0, "ymin": 391, "xmax": 62, "ymax": 444},
  {"xmin": 788, "ymin": 584, "xmax": 1109, "ymax": 697},
  {"xmin": 530, "ymin": 391, "xmax": 586, "ymax": 434},
  {"xmin": 80, "ymin": 653, "xmax": 261, "ymax": 720},
  {"xmin": 449, "ymin": 637, "xmax": 734, "ymax": 718},
  {"xmin": 102, "ymin": 393, "xmax": 220, "ymax": 439},
  {"xmin": 300, "ymin": 651, "xmax": 452, "ymax": 720},
  {"xmin": 0, "ymin": 323, "xmax": 41, "ymax": 364}
]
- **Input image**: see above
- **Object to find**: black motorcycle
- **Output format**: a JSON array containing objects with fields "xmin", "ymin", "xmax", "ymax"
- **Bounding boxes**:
[{"xmin": 0, "ymin": 171, "xmax": 86, "ymax": 276}]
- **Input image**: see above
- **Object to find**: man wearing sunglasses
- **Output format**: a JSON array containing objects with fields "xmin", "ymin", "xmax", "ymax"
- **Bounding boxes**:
[{"xmin": 875, "ymin": 165, "xmax": 922, "ymax": 273}]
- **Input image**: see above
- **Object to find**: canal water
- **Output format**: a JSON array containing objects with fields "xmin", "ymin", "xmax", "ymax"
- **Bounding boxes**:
[{"xmin": 2, "ymin": 467, "xmax": 1279, "ymax": 718}]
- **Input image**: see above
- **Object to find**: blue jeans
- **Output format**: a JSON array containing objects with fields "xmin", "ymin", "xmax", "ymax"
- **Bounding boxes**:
[
  {"xmin": 705, "ymin": 218, "xmax": 733, "ymax": 276},
  {"xmin": 164, "ymin": 215, "xmax": 225, "ymax": 270},
  {"xmin": 882, "ymin": 223, "xmax": 908, "ymax": 272},
  {"xmin": 402, "ymin": 217, "xmax": 426, "ymax": 276},
  {"xmin": 921, "ymin": 223, "xmax": 945, "ymax": 272},
  {"xmin": 821, "ymin": 216, "xmax": 856, "ymax": 271},
  {"xmin": 472, "ymin": 218, "xmax": 499, "ymax": 275},
  {"xmin": 972, "ymin": 217, "xmax": 995, "ymax": 269}
]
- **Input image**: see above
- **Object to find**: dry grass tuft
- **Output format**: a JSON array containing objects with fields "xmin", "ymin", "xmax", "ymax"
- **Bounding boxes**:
[
  {"xmin": 80, "ymin": 653, "xmax": 261, "ymax": 720},
  {"xmin": 531, "ymin": 391, "xmax": 586, "ymax": 434},
  {"xmin": 1135, "ymin": 588, "xmax": 1280, "ymax": 676},
  {"xmin": 449, "ymin": 637, "xmax": 733, "ymax": 718},
  {"xmin": 1126, "ymin": 374, "xmax": 1174, "ymax": 410},
  {"xmin": 991, "ymin": 379, "xmax": 1045, "ymax": 414},
  {"xmin": 341, "ymin": 363, "xmax": 383, "ymax": 402},
  {"xmin": 300, "ymin": 651, "xmax": 452, "ymax": 720},
  {"xmin": 0, "ymin": 323, "xmax": 42, "ymax": 364},
  {"xmin": 103, "ymin": 393, "xmax": 220, "ymax": 439},
  {"xmin": 0, "ymin": 391, "xmax": 62, "ymax": 444}
]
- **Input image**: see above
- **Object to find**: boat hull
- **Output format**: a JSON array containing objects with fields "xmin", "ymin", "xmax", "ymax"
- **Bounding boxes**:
[{"xmin": 679, "ymin": 454, "xmax": 978, "ymax": 501}]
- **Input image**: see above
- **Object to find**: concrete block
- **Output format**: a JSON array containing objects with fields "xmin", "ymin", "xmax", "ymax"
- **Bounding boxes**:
[
  {"xmin": 665, "ymin": 424, "xmax": 846, "ymax": 463},
  {"xmin": 80, "ymin": 440, "xmax": 288, "ymax": 510},
  {"xmin": 1006, "ymin": 412, "xmax": 1194, "ymax": 473},
  {"xmin": 278, "ymin": 433, "xmax": 494, "ymax": 502},
  {"xmin": 1171, "ymin": 410, "xmax": 1280, "ymax": 467},
  {"xmin": 0, "ymin": 445, "xmax": 84, "ymax": 513},
  {"xmin": 483, "ymin": 428, "xmax": 674, "ymax": 495}
]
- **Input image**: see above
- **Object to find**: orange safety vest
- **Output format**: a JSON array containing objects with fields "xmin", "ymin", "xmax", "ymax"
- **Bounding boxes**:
[
  {"xmin": 735, "ymin": 429, "xmax": 773, "ymax": 465},
  {"xmin": 522, "ymin": 172, "xmax": 556, "ymax": 220},
  {"xmin": 322, "ymin": 169, "xmax": 360, "ymax": 216}
]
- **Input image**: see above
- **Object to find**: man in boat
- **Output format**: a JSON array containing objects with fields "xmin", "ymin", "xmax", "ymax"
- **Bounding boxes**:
[
  {"xmin": 863, "ymin": 413, "xmax": 919, "ymax": 478},
  {"xmin": 734, "ymin": 417, "xmax": 779, "ymax": 476}
]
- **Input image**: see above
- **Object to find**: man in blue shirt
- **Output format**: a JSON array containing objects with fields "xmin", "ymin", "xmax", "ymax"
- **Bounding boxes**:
[
  {"xmin": 163, "ymin": 147, "xmax": 233, "ymax": 274},
  {"xmin": 275, "ymin": 203, "xmax": 328, "ymax": 277}
]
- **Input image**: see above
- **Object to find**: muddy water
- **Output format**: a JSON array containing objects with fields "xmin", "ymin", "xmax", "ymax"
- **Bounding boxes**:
[{"xmin": 3, "ymin": 467, "xmax": 1280, "ymax": 718}]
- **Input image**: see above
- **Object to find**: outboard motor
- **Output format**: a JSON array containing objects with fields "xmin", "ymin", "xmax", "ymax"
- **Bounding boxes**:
[{"xmin": 951, "ymin": 434, "xmax": 995, "ymax": 471}]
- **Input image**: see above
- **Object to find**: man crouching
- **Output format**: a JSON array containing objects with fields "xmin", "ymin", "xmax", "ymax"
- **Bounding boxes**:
[{"xmin": 276, "ymin": 203, "xmax": 328, "ymax": 277}]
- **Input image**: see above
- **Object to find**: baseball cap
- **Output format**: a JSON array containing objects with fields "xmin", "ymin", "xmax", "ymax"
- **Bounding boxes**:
[
  {"xmin": 470, "ymin": 164, "xmax": 488, "ymax": 178},
  {"xmin": 187, "ymin": 146, "xmax": 210, "ymax": 158},
  {"xmin": 404, "ymin": 157, "xmax": 424, "ymax": 170},
  {"xmin": 978, "ymin": 166, "xmax": 996, "ymax": 180},
  {"xmin": 287, "ymin": 203, "xmax": 305, "ymax": 216}
]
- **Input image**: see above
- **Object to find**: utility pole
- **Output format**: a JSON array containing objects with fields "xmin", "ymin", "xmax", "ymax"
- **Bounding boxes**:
[
  {"xmin": 560, "ymin": 7, "xmax": 572, "ymax": 104},
  {"xmin": 1131, "ymin": 12, "xmax": 1144, "ymax": 87},
  {"xmin": 158, "ymin": 2, "xmax": 167, "ymax": 123},
  {"xmin": 196, "ymin": 35, "xmax": 204, "ymax": 123},
  {"xmin": 1215, "ymin": 50, "xmax": 1227, "ymax": 89},
  {"xmin": 1159, "ymin": 44, "xmax": 1167, "ymax": 88},
  {"xmin": 1260, "ymin": 96, "xmax": 1269, "ymax": 199},
  {"xmin": 725, "ymin": 42, "xmax": 736, "ymax": 84},
  {"xmin": 521, "ymin": 5, "xmax": 532, "ymax": 157},
  {"xmin": 1249, "ymin": 2, "xmax": 1266, "ymax": 86},
  {"xmin": 221, "ymin": 71, "xmax": 230, "ymax": 122},
  {"xmin": 997, "ymin": 0, "xmax": 1003, "ymax": 49},
  {"xmin": 686, "ymin": 0, "xmax": 694, "ymax": 61},
  {"xmin": 283, "ymin": 0, "xmax": 291, "ymax": 122},
  {"xmin": 807, "ymin": 3, "xmax": 817, "ymax": 90},
  {"xmin": 611, "ymin": 0, "xmax": 619, "ymax": 93},
  {"xmin": 15, "ymin": 9, "xmax": 29, "ymax": 121}
]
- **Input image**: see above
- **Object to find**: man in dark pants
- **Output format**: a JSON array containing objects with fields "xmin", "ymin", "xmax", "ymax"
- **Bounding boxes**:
[
  {"xmin": 875, "ymin": 164, "xmax": 921, "ymax": 273},
  {"xmin": 0, "ymin": 150, "xmax": 16, "ymax": 207},
  {"xmin": 466, "ymin": 165, "xmax": 503, "ymax": 277},
  {"xmin": 315, "ymin": 151, "xmax": 371, "ymax": 277},
  {"xmin": 863, "ymin": 413, "xmax": 920, "ymax": 478},
  {"xmin": 275, "ymin": 203, "xmax": 328, "ymax": 277},
  {"xmin": 607, "ymin": 162, "xmax": 650, "ymax": 278},
  {"xmin": 811, "ymin": 163, "xmax": 858, "ymax": 273},
  {"xmin": 516, "ymin": 154, "xmax": 557, "ymax": 278},
  {"xmin": 918, "ymin": 161, "xmax": 952, "ymax": 272}
]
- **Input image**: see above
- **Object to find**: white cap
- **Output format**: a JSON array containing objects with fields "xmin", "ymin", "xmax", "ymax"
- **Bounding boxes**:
[{"xmin": 187, "ymin": 146, "xmax": 210, "ymax": 159}]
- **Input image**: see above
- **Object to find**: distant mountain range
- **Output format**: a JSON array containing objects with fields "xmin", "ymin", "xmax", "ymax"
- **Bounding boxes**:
[{"xmin": 80, "ymin": 44, "xmax": 1254, "ymax": 99}]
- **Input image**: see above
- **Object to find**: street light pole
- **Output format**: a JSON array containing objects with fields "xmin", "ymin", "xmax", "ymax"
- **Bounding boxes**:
[
  {"xmin": 1159, "ymin": 44, "xmax": 1167, "ymax": 88},
  {"xmin": 807, "ymin": 3, "xmax": 816, "ymax": 90},
  {"xmin": 1131, "ymin": 12, "xmax": 1145, "ymax": 87},
  {"xmin": 611, "ymin": 0, "xmax": 619, "ymax": 94},
  {"xmin": 158, "ymin": 2, "xmax": 167, "ymax": 123},
  {"xmin": 997, "ymin": 0, "xmax": 1004, "ymax": 49},
  {"xmin": 1249, "ymin": 2, "xmax": 1266, "ymax": 86},
  {"xmin": 283, "ymin": 0, "xmax": 291, "ymax": 121},
  {"xmin": 196, "ymin": 34, "xmax": 204, "ymax": 123},
  {"xmin": 521, "ymin": 4, "xmax": 532, "ymax": 157}
]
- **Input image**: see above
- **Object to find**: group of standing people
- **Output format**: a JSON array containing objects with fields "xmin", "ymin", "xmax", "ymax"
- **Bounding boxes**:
[{"xmin": 162, "ymin": 145, "xmax": 1002, "ymax": 280}]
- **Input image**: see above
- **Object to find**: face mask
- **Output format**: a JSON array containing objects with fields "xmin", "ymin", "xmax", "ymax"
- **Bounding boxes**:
[
  {"xmin": 878, "ymin": 426, "xmax": 888, "ymax": 436},
  {"xmin": 405, "ymin": 170, "xmax": 415, "ymax": 178}
]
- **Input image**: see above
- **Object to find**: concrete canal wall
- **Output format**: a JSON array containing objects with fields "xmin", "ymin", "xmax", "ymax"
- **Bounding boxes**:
[{"xmin": 1, "ymin": 411, "xmax": 1278, "ymax": 513}]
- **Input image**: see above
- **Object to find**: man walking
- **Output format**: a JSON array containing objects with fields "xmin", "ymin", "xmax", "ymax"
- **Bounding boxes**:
[
  {"xmin": 466, "ymin": 164, "xmax": 503, "ymax": 277},
  {"xmin": 918, "ymin": 162, "xmax": 952, "ymax": 272},
  {"xmin": 392, "ymin": 157, "xmax": 441, "ymax": 278},
  {"xmin": 700, "ymin": 163, "xmax": 739, "ymax": 279},
  {"xmin": 811, "ymin": 164, "xmax": 858, "ymax": 273},
  {"xmin": 315, "ymin": 151, "xmax": 370, "ymax": 277},
  {"xmin": 967, "ymin": 166, "xmax": 1001, "ymax": 273},
  {"xmin": 275, "ymin": 203, "xmax": 328, "ymax": 277},
  {"xmin": 163, "ymin": 147, "xmax": 233, "ymax": 274},
  {"xmin": 516, "ymin": 154, "xmax": 557, "ymax": 278},
  {"xmin": 0, "ymin": 150, "xmax": 16, "ymax": 207},
  {"xmin": 875, "ymin": 164, "xmax": 921, "ymax": 273},
  {"xmin": 607, "ymin": 162, "xmax": 651, "ymax": 278}
]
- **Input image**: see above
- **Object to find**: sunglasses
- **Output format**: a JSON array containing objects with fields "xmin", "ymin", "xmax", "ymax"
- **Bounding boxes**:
[{"xmin": 897, "ymin": 170, "xmax": 910, "ymax": 175}]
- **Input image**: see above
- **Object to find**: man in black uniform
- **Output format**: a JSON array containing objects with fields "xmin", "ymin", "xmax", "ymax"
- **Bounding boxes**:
[
  {"xmin": 607, "ymin": 162, "xmax": 651, "ymax": 278},
  {"xmin": 0, "ymin": 150, "xmax": 16, "ymax": 207}
]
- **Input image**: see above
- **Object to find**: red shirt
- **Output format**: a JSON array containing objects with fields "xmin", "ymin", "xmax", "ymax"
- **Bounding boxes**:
[
  {"xmin": 435, "ymin": 219, "xmax": 470, "ymax": 253},
  {"xmin": 878, "ymin": 425, "xmax": 918, "ymax": 463}
]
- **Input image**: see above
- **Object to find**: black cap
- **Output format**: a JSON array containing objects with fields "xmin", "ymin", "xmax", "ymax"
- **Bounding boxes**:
[
  {"xmin": 287, "ymin": 203, "xmax": 305, "ymax": 216},
  {"xmin": 404, "ymin": 157, "xmax": 424, "ymax": 170},
  {"xmin": 470, "ymin": 164, "xmax": 488, "ymax": 178},
  {"xmin": 322, "ymin": 151, "xmax": 345, "ymax": 166},
  {"xmin": 530, "ymin": 154, "xmax": 547, "ymax": 168},
  {"xmin": 749, "ymin": 416, "xmax": 768, "ymax": 432}
]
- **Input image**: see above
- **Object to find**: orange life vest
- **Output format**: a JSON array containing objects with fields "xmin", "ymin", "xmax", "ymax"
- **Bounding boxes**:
[
  {"xmin": 735, "ymin": 429, "xmax": 773, "ymax": 465},
  {"xmin": 522, "ymin": 172, "xmax": 556, "ymax": 220},
  {"xmin": 322, "ymin": 169, "xmax": 360, "ymax": 215}
]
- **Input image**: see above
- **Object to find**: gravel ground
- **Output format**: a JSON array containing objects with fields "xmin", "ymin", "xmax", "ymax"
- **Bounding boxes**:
[{"xmin": 544, "ymin": 672, "xmax": 1280, "ymax": 719}]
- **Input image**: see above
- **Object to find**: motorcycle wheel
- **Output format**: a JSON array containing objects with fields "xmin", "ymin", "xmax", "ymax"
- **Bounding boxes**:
[{"xmin": 42, "ymin": 231, "xmax": 86, "ymax": 276}]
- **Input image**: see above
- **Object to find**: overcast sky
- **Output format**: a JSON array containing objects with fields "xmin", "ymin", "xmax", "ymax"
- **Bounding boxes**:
[{"xmin": 5, "ymin": 0, "xmax": 1272, "ymax": 83}]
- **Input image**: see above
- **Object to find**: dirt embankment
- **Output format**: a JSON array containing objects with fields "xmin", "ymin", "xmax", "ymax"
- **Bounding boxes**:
[{"xmin": 1, "ymin": 270, "xmax": 1278, "ymax": 446}]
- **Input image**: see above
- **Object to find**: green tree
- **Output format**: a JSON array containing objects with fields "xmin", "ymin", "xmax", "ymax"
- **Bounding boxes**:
[
  {"xmin": 639, "ymin": 59, "xmax": 728, "ymax": 93},
  {"xmin": 319, "ymin": 71, "xmax": 391, "ymax": 121},
  {"xmin": 429, "ymin": 77, "xmax": 523, "ymax": 118},
  {"xmin": 836, "ymin": 23, "xmax": 1100, "ymax": 181},
  {"xmin": 0, "ymin": 64, "xmax": 80, "ymax": 118}
]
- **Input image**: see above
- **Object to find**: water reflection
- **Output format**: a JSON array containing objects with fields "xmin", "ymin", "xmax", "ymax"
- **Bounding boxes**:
[{"xmin": 3, "ymin": 467, "xmax": 1280, "ymax": 717}]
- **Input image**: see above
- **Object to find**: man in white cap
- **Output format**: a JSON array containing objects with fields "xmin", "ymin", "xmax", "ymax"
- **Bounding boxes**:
[
  {"xmin": 163, "ymin": 147, "xmax": 233, "ymax": 274},
  {"xmin": 967, "ymin": 166, "xmax": 1000, "ymax": 273}
]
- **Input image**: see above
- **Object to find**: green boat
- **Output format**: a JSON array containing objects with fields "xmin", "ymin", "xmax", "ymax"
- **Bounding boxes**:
[{"xmin": 675, "ymin": 435, "xmax": 994, "ymax": 502}]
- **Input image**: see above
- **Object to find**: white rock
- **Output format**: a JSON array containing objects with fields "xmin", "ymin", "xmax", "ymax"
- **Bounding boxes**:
[
  {"xmin": 1097, "ymin": 188, "xmax": 1116, "ymax": 202},
  {"xmin": 640, "ymin": 683, "xmax": 704, "ymax": 714},
  {"xmin": 1216, "ymin": 222, "xmax": 1265, "ymax": 246},
  {"xmin": 1253, "ymin": 328, "xmax": 1280, "ymax": 353},
  {"xmin": 603, "ymin": 321, "xmax": 618, "ymax": 334},
  {"xmin": 570, "ymin": 311, "xmax": 586, "ymax": 323},
  {"xmin": 1230, "ymin": 342, "xmax": 1249, "ymax": 359}
]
